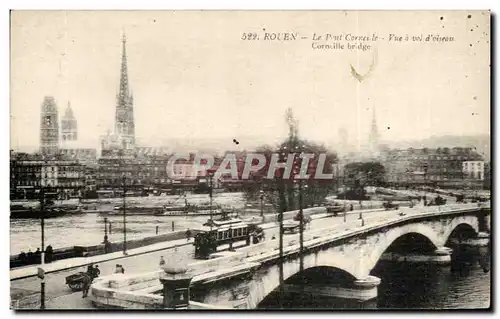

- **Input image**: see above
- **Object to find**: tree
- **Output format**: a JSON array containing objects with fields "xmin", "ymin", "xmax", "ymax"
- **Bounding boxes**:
[
  {"xmin": 340, "ymin": 161, "xmax": 386, "ymax": 200},
  {"xmin": 244, "ymin": 108, "xmax": 338, "ymax": 211}
]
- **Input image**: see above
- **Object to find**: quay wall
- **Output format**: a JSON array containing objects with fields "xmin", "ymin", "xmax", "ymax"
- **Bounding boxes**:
[{"xmin": 10, "ymin": 229, "xmax": 200, "ymax": 268}]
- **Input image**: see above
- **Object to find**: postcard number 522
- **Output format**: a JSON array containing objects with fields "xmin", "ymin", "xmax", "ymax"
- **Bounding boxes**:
[{"xmin": 241, "ymin": 33, "xmax": 259, "ymax": 40}]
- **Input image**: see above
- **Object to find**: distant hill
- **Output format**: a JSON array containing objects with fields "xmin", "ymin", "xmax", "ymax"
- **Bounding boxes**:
[
  {"xmin": 137, "ymin": 135, "xmax": 284, "ymax": 155},
  {"xmin": 14, "ymin": 134, "xmax": 491, "ymax": 162},
  {"xmin": 383, "ymin": 134, "xmax": 491, "ymax": 161}
]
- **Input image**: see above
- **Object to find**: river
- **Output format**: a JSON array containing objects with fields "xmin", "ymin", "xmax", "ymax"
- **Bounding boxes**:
[
  {"xmin": 258, "ymin": 246, "xmax": 491, "ymax": 310},
  {"xmin": 10, "ymin": 192, "xmax": 247, "ymax": 255}
]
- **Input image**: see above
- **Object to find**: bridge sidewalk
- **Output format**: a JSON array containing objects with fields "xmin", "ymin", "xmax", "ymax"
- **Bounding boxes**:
[
  {"xmin": 10, "ymin": 237, "xmax": 194, "ymax": 281},
  {"xmin": 258, "ymin": 207, "xmax": 386, "ymax": 230}
]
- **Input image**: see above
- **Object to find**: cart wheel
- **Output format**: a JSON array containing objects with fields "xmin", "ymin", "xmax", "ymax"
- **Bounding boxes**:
[{"xmin": 69, "ymin": 282, "xmax": 83, "ymax": 291}]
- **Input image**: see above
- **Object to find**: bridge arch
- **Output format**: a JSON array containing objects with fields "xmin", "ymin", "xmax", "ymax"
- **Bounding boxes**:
[
  {"xmin": 255, "ymin": 265, "xmax": 357, "ymax": 309},
  {"xmin": 249, "ymin": 250, "xmax": 360, "ymax": 309},
  {"xmin": 363, "ymin": 222, "xmax": 440, "ymax": 276},
  {"xmin": 441, "ymin": 216, "xmax": 479, "ymax": 246}
]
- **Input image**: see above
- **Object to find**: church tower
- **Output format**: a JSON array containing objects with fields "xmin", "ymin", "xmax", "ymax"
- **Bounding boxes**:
[
  {"xmin": 114, "ymin": 33, "xmax": 135, "ymax": 150},
  {"xmin": 61, "ymin": 101, "xmax": 78, "ymax": 145},
  {"xmin": 368, "ymin": 107, "xmax": 379, "ymax": 157},
  {"xmin": 40, "ymin": 96, "xmax": 59, "ymax": 155},
  {"xmin": 338, "ymin": 127, "xmax": 348, "ymax": 154}
]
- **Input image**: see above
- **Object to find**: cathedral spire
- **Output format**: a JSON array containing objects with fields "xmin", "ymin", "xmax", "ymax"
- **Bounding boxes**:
[
  {"xmin": 118, "ymin": 32, "xmax": 129, "ymax": 101},
  {"xmin": 369, "ymin": 106, "xmax": 379, "ymax": 156},
  {"xmin": 114, "ymin": 33, "xmax": 135, "ymax": 150}
]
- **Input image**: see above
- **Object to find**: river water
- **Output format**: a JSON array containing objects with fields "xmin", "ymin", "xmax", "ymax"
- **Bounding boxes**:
[
  {"xmin": 10, "ymin": 193, "xmax": 247, "ymax": 255},
  {"xmin": 259, "ymin": 247, "xmax": 490, "ymax": 310}
]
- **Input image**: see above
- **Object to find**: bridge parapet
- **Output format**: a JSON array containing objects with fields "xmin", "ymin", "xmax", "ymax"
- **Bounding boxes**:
[{"xmin": 91, "ymin": 274, "xmax": 233, "ymax": 309}]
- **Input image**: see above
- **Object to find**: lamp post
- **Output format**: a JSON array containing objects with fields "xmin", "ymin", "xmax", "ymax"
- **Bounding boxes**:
[
  {"xmin": 103, "ymin": 217, "xmax": 108, "ymax": 243},
  {"xmin": 39, "ymin": 186, "xmax": 46, "ymax": 309},
  {"xmin": 423, "ymin": 164, "xmax": 428, "ymax": 206},
  {"xmin": 276, "ymin": 145, "xmax": 287, "ymax": 309},
  {"xmin": 122, "ymin": 175, "xmax": 127, "ymax": 255},
  {"xmin": 259, "ymin": 190, "xmax": 264, "ymax": 217},
  {"xmin": 207, "ymin": 168, "xmax": 216, "ymax": 225},
  {"xmin": 298, "ymin": 181, "xmax": 305, "ymax": 273}
]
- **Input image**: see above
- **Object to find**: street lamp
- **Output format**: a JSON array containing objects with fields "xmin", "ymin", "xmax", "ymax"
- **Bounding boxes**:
[
  {"xmin": 39, "ymin": 186, "xmax": 46, "ymax": 309},
  {"xmin": 207, "ymin": 168, "xmax": 216, "ymax": 222},
  {"xmin": 298, "ymin": 181, "xmax": 306, "ymax": 273},
  {"xmin": 423, "ymin": 164, "xmax": 428, "ymax": 206},
  {"xmin": 259, "ymin": 190, "xmax": 264, "ymax": 217},
  {"xmin": 103, "ymin": 217, "xmax": 108, "ymax": 243},
  {"xmin": 122, "ymin": 175, "xmax": 127, "ymax": 255},
  {"xmin": 276, "ymin": 145, "xmax": 287, "ymax": 309}
]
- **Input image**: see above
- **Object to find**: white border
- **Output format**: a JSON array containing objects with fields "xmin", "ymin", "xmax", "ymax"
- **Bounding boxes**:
[{"xmin": 3, "ymin": 1, "xmax": 498, "ymax": 318}]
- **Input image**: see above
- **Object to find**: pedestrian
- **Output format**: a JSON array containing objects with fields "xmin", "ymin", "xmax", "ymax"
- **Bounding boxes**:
[
  {"xmin": 35, "ymin": 248, "xmax": 41, "ymax": 264},
  {"xmin": 115, "ymin": 264, "xmax": 121, "ymax": 274},
  {"xmin": 87, "ymin": 264, "xmax": 95, "ymax": 280},
  {"xmin": 186, "ymin": 228, "xmax": 192, "ymax": 241},
  {"xmin": 350, "ymin": 204, "xmax": 354, "ymax": 211},
  {"xmin": 19, "ymin": 251, "xmax": 27, "ymax": 264},
  {"xmin": 104, "ymin": 240, "xmax": 112, "ymax": 254},
  {"xmin": 27, "ymin": 249, "xmax": 34, "ymax": 265},
  {"xmin": 121, "ymin": 265, "xmax": 125, "ymax": 274},
  {"xmin": 81, "ymin": 272, "xmax": 92, "ymax": 298},
  {"xmin": 94, "ymin": 265, "xmax": 100, "ymax": 278},
  {"xmin": 45, "ymin": 245, "xmax": 53, "ymax": 263},
  {"xmin": 159, "ymin": 256, "xmax": 166, "ymax": 267}
]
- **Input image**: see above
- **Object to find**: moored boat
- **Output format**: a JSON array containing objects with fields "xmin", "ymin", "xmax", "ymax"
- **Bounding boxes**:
[
  {"xmin": 160, "ymin": 208, "xmax": 224, "ymax": 217},
  {"xmin": 10, "ymin": 205, "xmax": 84, "ymax": 219},
  {"xmin": 10, "ymin": 198, "xmax": 86, "ymax": 219}
]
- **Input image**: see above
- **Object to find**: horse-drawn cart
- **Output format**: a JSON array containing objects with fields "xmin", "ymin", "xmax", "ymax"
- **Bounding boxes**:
[{"xmin": 65, "ymin": 272, "xmax": 87, "ymax": 291}]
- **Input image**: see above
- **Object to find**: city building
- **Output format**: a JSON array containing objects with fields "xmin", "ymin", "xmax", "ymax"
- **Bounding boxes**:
[
  {"xmin": 10, "ymin": 152, "xmax": 43, "ymax": 200},
  {"xmin": 40, "ymin": 96, "xmax": 59, "ymax": 155},
  {"xmin": 83, "ymin": 165, "xmax": 98, "ymax": 196},
  {"xmin": 462, "ymin": 161, "xmax": 485, "ymax": 180},
  {"xmin": 483, "ymin": 162, "xmax": 491, "ymax": 189},
  {"xmin": 96, "ymin": 148, "xmax": 174, "ymax": 197},
  {"xmin": 96, "ymin": 149, "xmax": 137, "ymax": 197},
  {"xmin": 10, "ymin": 152, "xmax": 85, "ymax": 200},
  {"xmin": 381, "ymin": 147, "xmax": 484, "ymax": 188},
  {"xmin": 58, "ymin": 148, "xmax": 98, "ymax": 167},
  {"xmin": 42, "ymin": 159, "xmax": 85, "ymax": 199}
]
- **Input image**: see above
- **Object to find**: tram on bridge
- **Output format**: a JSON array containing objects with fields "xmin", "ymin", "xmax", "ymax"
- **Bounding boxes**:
[{"xmin": 193, "ymin": 218, "xmax": 264, "ymax": 259}]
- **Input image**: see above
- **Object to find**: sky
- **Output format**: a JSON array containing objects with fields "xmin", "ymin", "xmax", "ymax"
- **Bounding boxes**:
[{"xmin": 10, "ymin": 11, "xmax": 490, "ymax": 152}]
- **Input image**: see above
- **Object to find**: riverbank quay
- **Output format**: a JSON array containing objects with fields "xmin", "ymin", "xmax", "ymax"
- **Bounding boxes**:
[
  {"xmin": 11, "ymin": 237, "xmax": 195, "ymax": 281},
  {"xmin": 10, "ymin": 228, "xmax": 200, "ymax": 269}
]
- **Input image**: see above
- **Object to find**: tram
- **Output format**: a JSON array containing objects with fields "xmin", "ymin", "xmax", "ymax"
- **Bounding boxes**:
[{"xmin": 193, "ymin": 219, "xmax": 264, "ymax": 259}]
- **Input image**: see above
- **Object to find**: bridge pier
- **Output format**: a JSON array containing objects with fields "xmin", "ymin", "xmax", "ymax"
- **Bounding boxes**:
[
  {"xmin": 449, "ymin": 232, "xmax": 490, "ymax": 247},
  {"xmin": 380, "ymin": 246, "xmax": 453, "ymax": 265},
  {"xmin": 283, "ymin": 275, "xmax": 381, "ymax": 302}
]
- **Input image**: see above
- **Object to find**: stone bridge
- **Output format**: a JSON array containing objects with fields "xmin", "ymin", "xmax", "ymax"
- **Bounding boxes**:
[
  {"xmin": 91, "ymin": 204, "xmax": 490, "ymax": 309},
  {"xmin": 190, "ymin": 205, "xmax": 490, "ymax": 309}
]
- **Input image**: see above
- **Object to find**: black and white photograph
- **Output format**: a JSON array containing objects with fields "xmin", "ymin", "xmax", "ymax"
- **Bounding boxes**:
[{"xmin": 9, "ymin": 10, "xmax": 491, "ymax": 310}]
